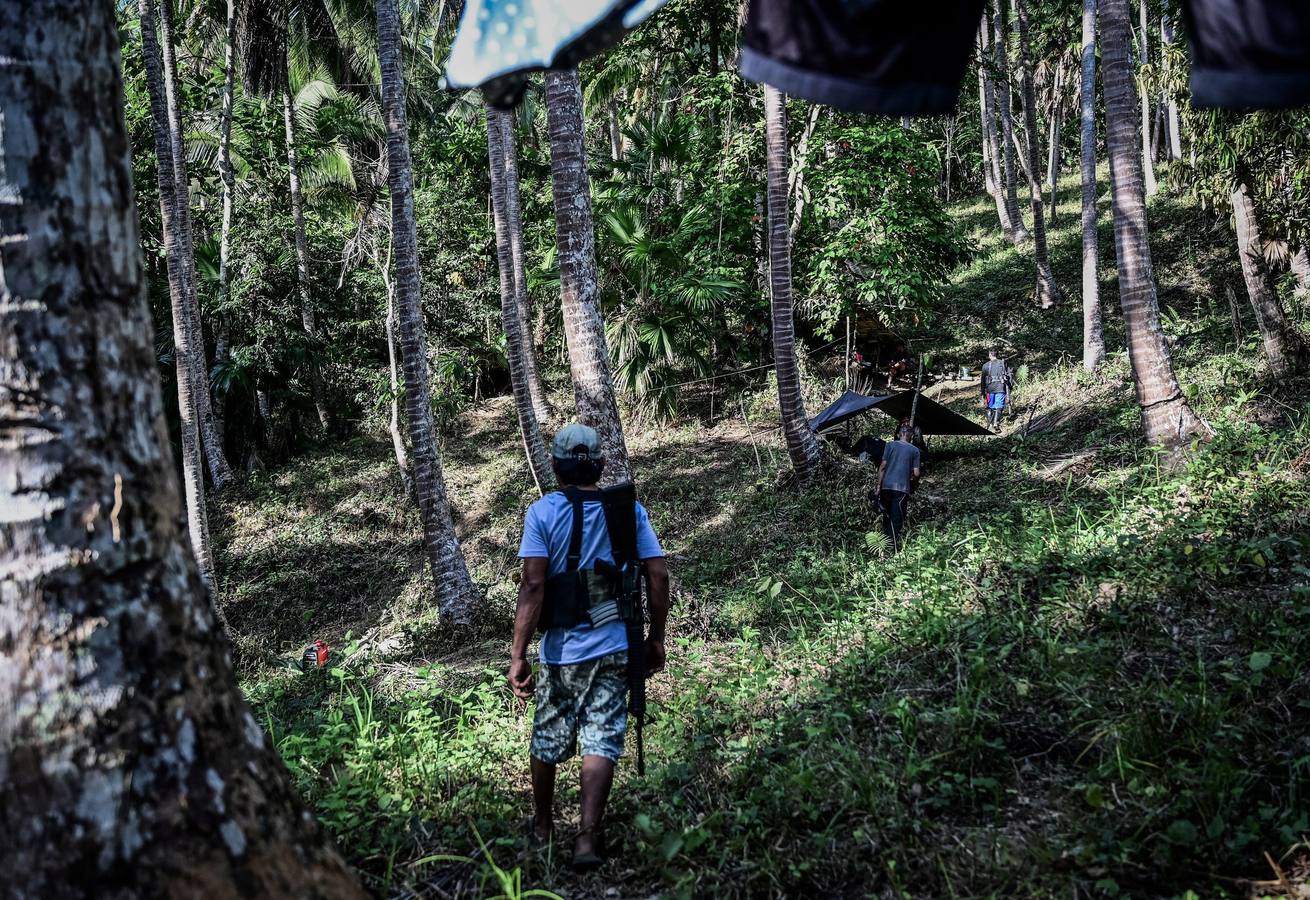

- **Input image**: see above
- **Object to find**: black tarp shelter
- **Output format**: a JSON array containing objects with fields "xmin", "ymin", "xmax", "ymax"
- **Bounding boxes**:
[{"xmin": 808, "ymin": 389, "xmax": 992, "ymax": 436}]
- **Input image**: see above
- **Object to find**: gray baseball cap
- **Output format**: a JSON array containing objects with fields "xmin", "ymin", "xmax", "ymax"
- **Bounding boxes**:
[{"xmin": 550, "ymin": 423, "xmax": 603, "ymax": 460}]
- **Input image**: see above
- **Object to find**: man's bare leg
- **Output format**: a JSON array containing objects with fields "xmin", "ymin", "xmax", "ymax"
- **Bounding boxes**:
[
  {"xmin": 530, "ymin": 756, "xmax": 556, "ymax": 841},
  {"xmin": 576, "ymin": 755, "xmax": 616, "ymax": 858}
]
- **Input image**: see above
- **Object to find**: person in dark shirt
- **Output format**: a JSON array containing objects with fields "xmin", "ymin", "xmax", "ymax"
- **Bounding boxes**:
[
  {"xmin": 877, "ymin": 426, "xmax": 921, "ymax": 549},
  {"xmin": 980, "ymin": 348, "xmax": 1013, "ymax": 431}
]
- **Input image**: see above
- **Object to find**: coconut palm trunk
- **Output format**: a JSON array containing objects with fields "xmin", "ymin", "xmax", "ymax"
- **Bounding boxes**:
[
  {"xmin": 284, "ymin": 75, "xmax": 332, "ymax": 431},
  {"xmin": 1136, "ymin": 0, "xmax": 1158, "ymax": 195},
  {"xmin": 979, "ymin": 25, "xmax": 1019, "ymax": 238},
  {"xmin": 377, "ymin": 0, "xmax": 480, "ymax": 624},
  {"xmin": 544, "ymin": 69, "xmax": 633, "ymax": 483},
  {"xmin": 487, "ymin": 104, "xmax": 553, "ymax": 489},
  {"xmin": 1231, "ymin": 173, "xmax": 1302, "ymax": 378},
  {"xmin": 764, "ymin": 86, "xmax": 822, "ymax": 480},
  {"xmin": 0, "ymin": 3, "xmax": 364, "ymax": 893},
  {"xmin": 158, "ymin": 0, "xmax": 236, "ymax": 490},
  {"xmin": 992, "ymin": 0, "xmax": 1030, "ymax": 243},
  {"xmin": 1081, "ymin": 0, "xmax": 1106, "ymax": 370},
  {"xmin": 1101, "ymin": 0, "xmax": 1205, "ymax": 446},
  {"xmin": 138, "ymin": 0, "xmax": 217, "ymax": 587},
  {"xmin": 215, "ymin": 0, "xmax": 238, "ymax": 441},
  {"xmin": 1015, "ymin": 0, "xmax": 1061, "ymax": 307},
  {"xmin": 498, "ymin": 109, "xmax": 552, "ymax": 424}
]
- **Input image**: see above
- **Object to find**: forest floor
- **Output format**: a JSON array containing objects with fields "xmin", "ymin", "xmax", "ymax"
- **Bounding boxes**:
[{"xmin": 219, "ymin": 176, "xmax": 1310, "ymax": 899}]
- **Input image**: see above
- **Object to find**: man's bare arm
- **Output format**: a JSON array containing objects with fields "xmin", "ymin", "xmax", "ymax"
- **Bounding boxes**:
[
  {"xmin": 508, "ymin": 557, "xmax": 548, "ymax": 700},
  {"xmin": 643, "ymin": 556, "xmax": 671, "ymax": 675},
  {"xmin": 877, "ymin": 460, "xmax": 887, "ymax": 493},
  {"xmin": 511, "ymin": 557, "xmax": 549, "ymax": 661}
]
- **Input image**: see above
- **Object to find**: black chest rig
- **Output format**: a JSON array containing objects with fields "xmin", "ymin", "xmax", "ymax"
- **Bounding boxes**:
[{"xmin": 539, "ymin": 483, "xmax": 644, "ymax": 632}]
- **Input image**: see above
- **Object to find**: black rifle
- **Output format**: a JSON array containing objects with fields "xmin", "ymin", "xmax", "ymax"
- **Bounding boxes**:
[{"xmin": 599, "ymin": 482, "xmax": 648, "ymax": 776}]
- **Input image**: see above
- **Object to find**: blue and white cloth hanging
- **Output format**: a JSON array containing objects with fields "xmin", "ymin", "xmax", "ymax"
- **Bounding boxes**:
[{"xmin": 444, "ymin": 0, "xmax": 667, "ymax": 108}]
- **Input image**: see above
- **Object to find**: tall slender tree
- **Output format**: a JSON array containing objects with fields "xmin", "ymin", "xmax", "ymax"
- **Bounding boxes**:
[
  {"xmin": 0, "ymin": 2, "xmax": 364, "ymax": 892},
  {"xmin": 376, "ymin": 240, "xmax": 414, "ymax": 496},
  {"xmin": 1081, "ymin": 0, "xmax": 1106, "ymax": 370},
  {"xmin": 214, "ymin": 0, "xmax": 239, "ymax": 441},
  {"xmin": 487, "ymin": 104, "xmax": 553, "ymax": 489},
  {"xmin": 284, "ymin": 78, "xmax": 333, "ymax": 431},
  {"xmin": 1015, "ymin": 0, "xmax": 1061, "ymax": 307},
  {"xmin": 498, "ymin": 110, "xmax": 552, "ymax": 424},
  {"xmin": 1101, "ymin": 0, "xmax": 1206, "ymax": 446},
  {"xmin": 1160, "ymin": 13, "xmax": 1183, "ymax": 160},
  {"xmin": 158, "ymin": 0, "xmax": 236, "ymax": 491},
  {"xmin": 138, "ymin": 0, "xmax": 218, "ymax": 587},
  {"xmin": 979, "ymin": 24, "xmax": 1020, "ymax": 239},
  {"xmin": 378, "ymin": 0, "xmax": 480, "ymax": 624},
  {"xmin": 1136, "ymin": 0, "xmax": 1158, "ymax": 195},
  {"xmin": 1231, "ymin": 171, "xmax": 1302, "ymax": 378},
  {"xmin": 993, "ymin": 0, "xmax": 1030, "ymax": 243},
  {"xmin": 764, "ymin": 85, "xmax": 822, "ymax": 480},
  {"xmin": 544, "ymin": 68, "xmax": 633, "ymax": 483}
]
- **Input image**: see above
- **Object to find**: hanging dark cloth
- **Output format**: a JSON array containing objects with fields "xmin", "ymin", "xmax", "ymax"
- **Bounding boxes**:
[
  {"xmin": 1181, "ymin": 0, "xmax": 1310, "ymax": 109},
  {"xmin": 738, "ymin": 0, "xmax": 988, "ymax": 116}
]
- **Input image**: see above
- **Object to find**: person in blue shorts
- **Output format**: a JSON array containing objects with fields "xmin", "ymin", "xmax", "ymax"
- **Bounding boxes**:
[
  {"xmin": 981, "ymin": 347, "xmax": 1013, "ymax": 431},
  {"xmin": 508, "ymin": 424, "xmax": 671, "ymax": 869}
]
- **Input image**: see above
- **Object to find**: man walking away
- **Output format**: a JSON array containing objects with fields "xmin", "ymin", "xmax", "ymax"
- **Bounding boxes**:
[
  {"xmin": 509, "ymin": 424, "xmax": 671, "ymax": 870},
  {"xmin": 878, "ymin": 425, "xmax": 921, "ymax": 549},
  {"xmin": 981, "ymin": 348, "xmax": 1013, "ymax": 431}
]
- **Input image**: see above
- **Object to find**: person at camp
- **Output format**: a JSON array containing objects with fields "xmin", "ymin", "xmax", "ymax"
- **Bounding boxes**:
[
  {"xmin": 509, "ymin": 423, "xmax": 671, "ymax": 870},
  {"xmin": 887, "ymin": 342, "xmax": 912, "ymax": 384},
  {"xmin": 878, "ymin": 425, "xmax": 921, "ymax": 548},
  {"xmin": 980, "ymin": 348, "xmax": 1014, "ymax": 430}
]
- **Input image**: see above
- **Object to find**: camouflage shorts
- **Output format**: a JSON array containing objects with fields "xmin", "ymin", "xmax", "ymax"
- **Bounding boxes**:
[{"xmin": 530, "ymin": 651, "xmax": 628, "ymax": 764}]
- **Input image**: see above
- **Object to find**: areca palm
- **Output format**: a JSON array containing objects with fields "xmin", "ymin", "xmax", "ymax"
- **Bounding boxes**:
[
  {"xmin": 1080, "ymin": 0, "xmax": 1105, "ymax": 370},
  {"xmin": 1100, "ymin": 0, "xmax": 1205, "ymax": 447}
]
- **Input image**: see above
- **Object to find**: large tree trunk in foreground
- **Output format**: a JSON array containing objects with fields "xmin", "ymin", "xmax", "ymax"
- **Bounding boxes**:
[
  {"xmin": 764, "ymin": 86, "xmax": 822, "ymax": 480},
  {"xmin": 1136, "ymin": 0, "xmax": 1158, "ymax": 196},
  {"xmin": 487, "ymin": 104, "xmax": 553, "ymax": 490},
  {"xmin": 284, "ymin": 77, "xmax": 332, "ymax": 431},
  {"xmin": 1101, "ymin": 0, "xmax": 1206, "ymax": 446},
  {"xmin": 158, "ymin": 0, "xmax": 235, "ymax": 492},
  {"xmin": 544, "ymin": 69, "xmax": 633, "ymax": 484},
  {"xmin": 138, "ymin": 0, "xmax": 217, "ymax": 588},
  {"xmin": 378, "ymin": 0, "xmax": 480, "ymax": 625},
  {"xmin": 993, "ymin": 0, "xmax": 1030, "ymax": 244},
  {"xmin": 0, "ymin": 4, "xmax": 363, "ymax": 895},
  {"xmin": 1081, "ymin": 0, "xmax": 1106, "ymax": 371},
  {"xmin": 498, "ymin": 110, "xmax": 552, "ymax": 424},
  {"xmin": 1015, "ymin": 0, "xmax": 1061, "ymax": 307},
  {"xmin": 1231, "ymin": 176, "xmax": 1302, "ymax": 378}
]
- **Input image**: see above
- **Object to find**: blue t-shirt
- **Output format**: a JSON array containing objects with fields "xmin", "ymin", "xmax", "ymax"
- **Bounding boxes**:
[{"xmin": 519, "ymin": 491, "xmax": 664, "ymax": 665}]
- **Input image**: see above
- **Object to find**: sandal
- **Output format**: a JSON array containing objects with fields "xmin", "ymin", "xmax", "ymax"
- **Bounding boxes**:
[{"xmin": 571, "ymin": 825, "xmax": 604, "ymax": 871}]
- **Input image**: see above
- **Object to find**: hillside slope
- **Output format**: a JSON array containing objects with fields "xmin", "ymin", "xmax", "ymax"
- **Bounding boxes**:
[{"xmin": 219, "ymin": 185, "xmax": 1310, "ymax": 898}]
